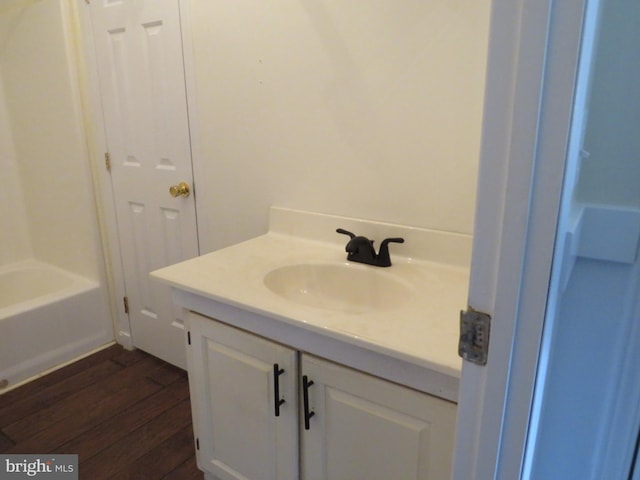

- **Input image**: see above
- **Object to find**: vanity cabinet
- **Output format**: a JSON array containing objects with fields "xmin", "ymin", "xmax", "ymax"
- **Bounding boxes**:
[{"xmin": 187, "ymin": 312, "xmax": 457, "ymax": 480}]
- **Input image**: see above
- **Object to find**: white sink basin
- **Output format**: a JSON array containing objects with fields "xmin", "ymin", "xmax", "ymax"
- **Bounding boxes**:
[{"xmin": 263, "ymin": 263, "xmax": 413, "ymax": 314}]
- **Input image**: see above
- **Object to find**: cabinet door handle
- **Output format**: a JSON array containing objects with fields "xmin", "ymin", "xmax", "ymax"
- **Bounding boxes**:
[
  {"xmin": 302, "ymin": 375, "xmax": 315, "ymax": 430},
  {"xmin": 273, "ymin": 364, "xmax": 286, "ymax": 417}
]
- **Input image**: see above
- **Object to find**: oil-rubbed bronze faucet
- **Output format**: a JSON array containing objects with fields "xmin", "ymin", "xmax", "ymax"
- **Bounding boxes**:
[{"xmin": 336, "ymin": 228, "xmax": 404, "ymax": 267}]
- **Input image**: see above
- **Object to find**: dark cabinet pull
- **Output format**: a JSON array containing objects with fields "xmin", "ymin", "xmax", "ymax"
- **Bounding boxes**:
[
  {"xmin": 273, "ymin": 364, "xmax": 285, "ymax": 417},
  {"xmin": 302, "ymin": 375, "xmax": 315, "ymax": 430}
]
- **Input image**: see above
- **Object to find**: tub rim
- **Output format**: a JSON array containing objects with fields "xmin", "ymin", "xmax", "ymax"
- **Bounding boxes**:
[{"xmin": 0, "ymin": 259, "xmax": 97, "ymax": 319}]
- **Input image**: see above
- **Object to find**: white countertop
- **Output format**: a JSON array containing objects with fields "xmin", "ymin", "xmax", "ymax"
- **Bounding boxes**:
[{"xmin": 151, "ymin": 226, "xmax": 469, "ymax": 400}]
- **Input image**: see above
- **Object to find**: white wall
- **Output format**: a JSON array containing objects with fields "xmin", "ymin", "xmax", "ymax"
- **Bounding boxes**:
[
  {"xmin": 188, "ymin": 0, "xmax": 491, "ymax": 252},
  {"xmin": 0, "ymin": 0, "xmax": 105, "ymax": 280},
  {"xmin": 576, "ymin": 0, "xmax": 640, "ymax": 207}
]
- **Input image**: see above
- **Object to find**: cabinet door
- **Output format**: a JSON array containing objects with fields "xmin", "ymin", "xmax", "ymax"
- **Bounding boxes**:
[
  {"xmin": 187, "ymin": 312, "xmax": 298, "ymax": 480},
  {"xmin": 301, "ymin": 355, "xmax": 456, "ymax": 480}
]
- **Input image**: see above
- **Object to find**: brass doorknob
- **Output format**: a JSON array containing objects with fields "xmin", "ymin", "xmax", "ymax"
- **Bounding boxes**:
[{"xmin": 169, "ymin": 182, "xmax": 190, "ymax": 198}]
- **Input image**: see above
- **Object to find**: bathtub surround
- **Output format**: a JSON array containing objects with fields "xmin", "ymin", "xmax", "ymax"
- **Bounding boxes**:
[
  {"xmin": 0, "ymin": 75, "xmax": 30, "ymax": 265},
  {"xmin": 0, "ymin": 0, "xmax": 114, "ymax": 388},
  {"xmin": 0, "ymin": 0, "xmax": 104, "ymax": 279}
]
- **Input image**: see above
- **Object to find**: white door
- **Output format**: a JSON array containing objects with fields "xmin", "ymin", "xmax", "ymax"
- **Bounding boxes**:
[
  {"xmin": 301, "ymin": 354, "xmax": 457, "ymax": 480},
  {"xmin": 454, "ymin": 0, "xmax": 640, "ymax": 478},
  {"xmin": 452, "ymin": 0, "xmax": 588, "ymax": 477},
  {"xmin": 187, "ymin": 313, "xmax": 299, "ymax": 480},
  {"xmin": 89, "ymin": 0, "xmax": 198, "ymax": 369}
]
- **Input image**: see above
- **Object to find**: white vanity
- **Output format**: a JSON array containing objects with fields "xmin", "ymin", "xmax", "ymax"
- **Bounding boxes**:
[{"xmin": 151, "ymin": 207, "xmax": 470, "ymax": 480}]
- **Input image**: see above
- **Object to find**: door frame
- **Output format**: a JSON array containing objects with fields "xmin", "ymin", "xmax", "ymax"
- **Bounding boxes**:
[
  {"xmin": 74, "ymin": 0, "xmax": 131, "ymax": 347},
  {"xmin": 74, "ymin": 0, "xmax": 201, "ymax": 349},
  {"xmin": 452, "ymin": 0, "xmax": 589, "ymax": 478}
]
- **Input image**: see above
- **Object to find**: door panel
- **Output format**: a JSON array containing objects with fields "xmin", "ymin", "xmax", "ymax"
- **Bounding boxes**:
[
  {"xmin": 187, "ymin": 313, "xmax": 299, "ymax": 480},
  {"xmin": 301, "ymin": 355, "xmax": 456, "ymax": 480},
  {"xmin": 90, "ymin": 0, "xmax": 198, "ymax": 368}
]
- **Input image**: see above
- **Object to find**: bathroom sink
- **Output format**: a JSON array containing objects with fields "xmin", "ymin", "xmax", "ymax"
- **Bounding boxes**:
[{"xmin": 263, "ymin": 263, "xmax": 412, "ymax": 314}]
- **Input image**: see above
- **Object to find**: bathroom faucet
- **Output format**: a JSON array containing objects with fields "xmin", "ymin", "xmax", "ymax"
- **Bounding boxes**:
[{"xmin": 336, "ymin": 228, "xmax": 404, "ymax": 267}]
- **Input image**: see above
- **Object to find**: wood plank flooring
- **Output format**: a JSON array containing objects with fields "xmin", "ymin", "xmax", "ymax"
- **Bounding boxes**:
[{"xmin": 0, "ymin": 344, "xmax": 203, "ymax": 479}]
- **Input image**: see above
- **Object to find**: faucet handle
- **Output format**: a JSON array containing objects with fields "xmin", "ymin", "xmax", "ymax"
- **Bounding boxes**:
[
  {"xmin": 380, "ymin": 237, "xmax": 405, "ymax": 246},
  {"xmin": 336, "ymin": 228, "xmax": 356, "ymax": 239},
  {"xmin": 376, "ymin": 237, "xmax": 405, "ymax": 267}
]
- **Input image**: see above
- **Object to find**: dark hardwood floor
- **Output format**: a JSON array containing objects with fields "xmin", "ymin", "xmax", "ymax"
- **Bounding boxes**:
[{"xmin": 0, "ymin": 344, "xmax": 203, "ymax": 479}]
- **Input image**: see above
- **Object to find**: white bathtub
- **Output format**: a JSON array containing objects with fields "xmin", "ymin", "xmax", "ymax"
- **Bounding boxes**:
[{"xmin": 0, "ymin": 260, "xmax": 114, "ymax": 390}]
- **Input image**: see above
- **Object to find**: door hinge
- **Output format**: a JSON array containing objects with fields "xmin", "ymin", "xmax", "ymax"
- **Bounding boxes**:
[
  {"xmin": 105, "ymin": 152, "xmax": 111, "ymax": 172},
  {"xmin": 123, "ymin": 296, "xmax": 129, "ymax": 314},
  {"xmin": 459, "ymin": 307, "xmax": 491, "ymax": 366},
  {"xmin": 196, "ymin": 437, "xmax": 200, "ymax": 450},
  {"xmin": 187, "ymin": 331, "xmax": 191, "ymax": 345}
]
